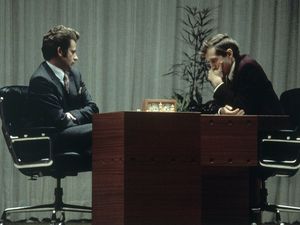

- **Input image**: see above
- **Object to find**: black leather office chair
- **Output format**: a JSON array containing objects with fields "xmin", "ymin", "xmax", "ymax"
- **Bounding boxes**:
[
  {"xmin": 0, "ymin": 86, "xmax": 92, "ymax": 225},
  {"xmin": 251, "ymin": 88, "xmax": 300, "ymax": 225}
]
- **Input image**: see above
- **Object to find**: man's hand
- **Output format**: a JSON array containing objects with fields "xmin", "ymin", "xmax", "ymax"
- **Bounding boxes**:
[
  {"xmin": 65, "ymin": 112, "xmax": 77, "ymax": 121},
  {"xmin": 208, "ymin": 63, "xmax": 224, "ymax": 88},
  {"xmin": 219, "ymin": 105, "xmax": 245, "ymax": 115}
]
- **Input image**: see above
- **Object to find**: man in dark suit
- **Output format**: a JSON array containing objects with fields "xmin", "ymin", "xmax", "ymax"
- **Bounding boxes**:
[
  {"xmin": 200, "ymin": 34, "xmax": 282, "ymax": 115},
  {"xmin": 28, "ymin": 25, "xmax": 99, "ymax": 153}
]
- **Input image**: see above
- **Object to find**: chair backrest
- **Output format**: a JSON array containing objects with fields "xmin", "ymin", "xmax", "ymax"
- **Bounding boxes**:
[
  {"xmin": 280, "ymin": 88, "xmax": 300, "ymax": 129},
  {"xmin": 0, "ymin": 85, "xmax": 30, "ymax": 135},
  {"xmin": 0, "ymin": 86, "xmax": 30, "ymax": 160},
  {"xmin": 0, "ymin": 86, "xmax": 53, "ymax": 172}
]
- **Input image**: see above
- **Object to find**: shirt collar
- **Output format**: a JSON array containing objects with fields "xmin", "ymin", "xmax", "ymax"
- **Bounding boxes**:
[
  {"xmin": 228, "ymin": 60, "xmax": 236, "ymax": 81},
  {"xmin": 46, "ymin": 61, "xmax": 65, "ymax": 84}
]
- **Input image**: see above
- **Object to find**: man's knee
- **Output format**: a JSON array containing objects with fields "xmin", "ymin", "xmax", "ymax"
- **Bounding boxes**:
[{"xmin": 56, "ymin": 123, "xmax": 93, "ymax": 153}]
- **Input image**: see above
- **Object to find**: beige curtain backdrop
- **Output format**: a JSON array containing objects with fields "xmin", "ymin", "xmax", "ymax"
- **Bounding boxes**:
[{"xmin": 0, "ymin": 0, "xmax": 299, "ymax": 222}]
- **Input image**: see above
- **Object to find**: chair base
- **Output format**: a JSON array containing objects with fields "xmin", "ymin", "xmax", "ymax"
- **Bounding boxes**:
[
  {"xmin": 1, "ymin": 203, "xmax": 91, "ymax": 224},
  {"xmin": 0, "ymin": 178, "xmax": 91, "ymax": 224},
  {"xmin": 251, "ymin": 204, "xmax": 300, "ymax": 225},
  {"xmin": 251, "ymin": 178, "xmax": 300, "ymax": 225}
]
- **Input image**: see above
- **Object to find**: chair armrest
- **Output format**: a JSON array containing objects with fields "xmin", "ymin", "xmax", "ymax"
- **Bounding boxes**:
[
  {"xmin": 259, "ymin": 128, "xmax": 300, "ymax": 140},
  {"xmin": 11, "ymin": 136, "xmax": 53, "ymax": 169},
  {"xmin": 14, "ymin": 127, "xmax": 58, "ymax": 138},
  {"xmin": 9, "ymin": 127, "xmax": 57, "ymax": 169},
  {"xmin": 259, "ymin": 138, "xmax": 300, "ymax": 171}
]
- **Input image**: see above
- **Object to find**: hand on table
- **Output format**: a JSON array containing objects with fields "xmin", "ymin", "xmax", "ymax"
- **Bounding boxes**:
[{"xmin": 219, "ymin": 105, "xmax": 245, "ymax": 115}]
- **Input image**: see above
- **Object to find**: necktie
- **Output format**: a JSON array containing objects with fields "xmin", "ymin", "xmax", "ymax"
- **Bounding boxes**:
[{"xmin": 63, "ymin": 73, "xmax": 70, "ymax": 93}]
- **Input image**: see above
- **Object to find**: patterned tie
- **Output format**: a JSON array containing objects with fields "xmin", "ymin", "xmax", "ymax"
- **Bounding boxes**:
[{"xmin": 63, "ymin": 73, "xmax": 70, "ymax": 93}]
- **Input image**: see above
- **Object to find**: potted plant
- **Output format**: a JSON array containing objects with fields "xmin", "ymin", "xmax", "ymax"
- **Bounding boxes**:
[{"xmin": 164, "ymin": 6, "xmax": 213, "ymax": 112}]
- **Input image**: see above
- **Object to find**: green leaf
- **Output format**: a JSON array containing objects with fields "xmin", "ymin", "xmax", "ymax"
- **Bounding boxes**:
[{"xmin": 163, "ymin": 6, "xmax": 214, "ymax": 111}]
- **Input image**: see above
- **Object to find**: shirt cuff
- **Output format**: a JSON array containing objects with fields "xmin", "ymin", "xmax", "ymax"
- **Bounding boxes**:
[
  {"xmin": 217, "ymin": 107, "xmax": 222, "ymax": 115},
  {"xmin": 213, "ymin": 82, "xmax": 224, "ymax": 93}
]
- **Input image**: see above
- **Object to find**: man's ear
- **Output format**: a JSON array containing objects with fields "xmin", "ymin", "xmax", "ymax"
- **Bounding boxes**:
[{"xmin": 57, "ymin": 47, "xmax": 63, "ymax": 57}]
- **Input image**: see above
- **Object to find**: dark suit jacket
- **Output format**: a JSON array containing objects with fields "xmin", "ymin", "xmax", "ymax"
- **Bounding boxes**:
[
  {"xmin": 213, "ymin": 55, "xmax": 282, "ymax": 115},
  {"xmin": 28, "ymin": 62, "xmax": 99, "ymax": 130}
]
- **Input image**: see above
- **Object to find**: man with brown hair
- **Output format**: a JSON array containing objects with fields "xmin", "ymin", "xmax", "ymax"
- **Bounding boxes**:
[
  {"xmin": 28, "ymin": 25, "xmax": 99, "ymax": 153},
  {"xmin": 201, "ymin": 33, "xmax": 282, "ymax": 115}
]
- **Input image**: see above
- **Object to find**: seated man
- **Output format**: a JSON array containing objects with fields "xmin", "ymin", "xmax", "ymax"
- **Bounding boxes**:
[
  {"xmin": 200, "ymin": 33, "xmax": 282, "ymax": 115},
  {"xmin": 28, "ymin": 25, "xmax": 99, "ymax": 154}
]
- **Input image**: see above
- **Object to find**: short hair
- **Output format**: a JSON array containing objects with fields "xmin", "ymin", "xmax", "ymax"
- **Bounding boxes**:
[
  {"xmin": 200, "ymin": 33, "xmax": 240, "ymax": 59},
  {"xmin": 41, "ymin": 25, "xmax": 80, "ymax": 60}
]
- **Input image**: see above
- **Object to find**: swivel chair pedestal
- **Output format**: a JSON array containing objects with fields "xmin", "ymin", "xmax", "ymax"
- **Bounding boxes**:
[
  {"xmin": 251, "ymin": 176, "xmax": 300, "ymax": 225},
  {"xmin": 1, "ymin": 177, "xmax": 91, "ymax": 225}
]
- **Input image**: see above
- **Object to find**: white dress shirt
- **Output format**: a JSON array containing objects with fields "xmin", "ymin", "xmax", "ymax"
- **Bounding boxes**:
[{"xmin": 46, "ymin": 61, "xmax": 65, "ymax": 85}]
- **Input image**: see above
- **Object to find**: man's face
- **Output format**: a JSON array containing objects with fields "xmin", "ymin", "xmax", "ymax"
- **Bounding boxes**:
[
  {"xmin": 59, "ymin": 39, "xmax": 78, "ymax": 71},
  {"xmin": 205, "ymin": 47, "xmax": 233, "ymax": 76}
]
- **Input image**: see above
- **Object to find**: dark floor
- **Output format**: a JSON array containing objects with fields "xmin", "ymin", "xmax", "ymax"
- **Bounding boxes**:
[
  {"xmin": 5, "ymin": 223, "xmax": 300, "ymax": 225},
  {"xmin": 4, "ymin": 221, "xmax": 300, "ymax": 225},
  {"xmin": 5, "ymin": 223, "xmax": 90, "ymax": 225},
  {"xmin": 4, "ymin": 219, "xmax": 91, "ymax": 224}
]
